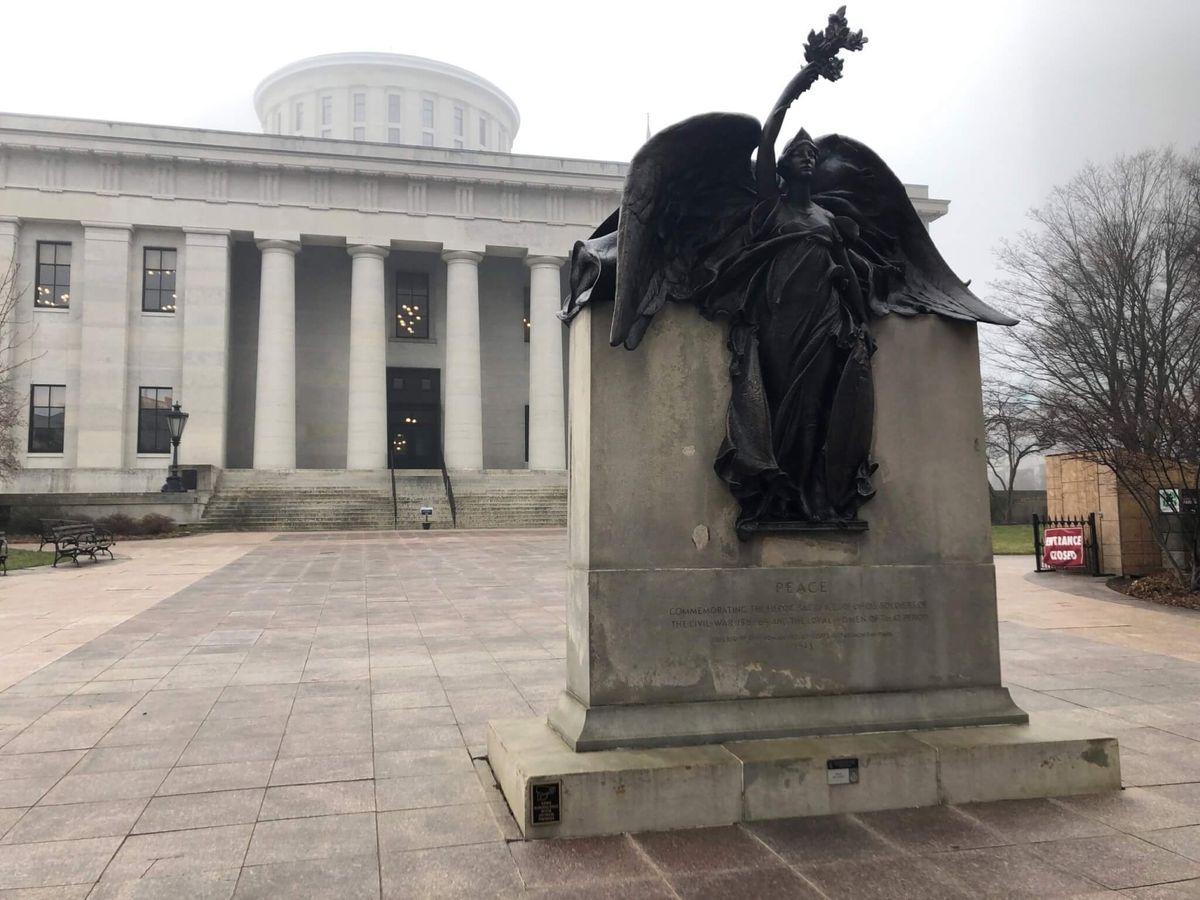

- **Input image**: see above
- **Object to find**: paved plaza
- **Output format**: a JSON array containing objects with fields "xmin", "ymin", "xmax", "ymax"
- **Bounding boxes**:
[{"xmin": 1, "ymin": 533, "xmax": 1200, "ymax": 896}]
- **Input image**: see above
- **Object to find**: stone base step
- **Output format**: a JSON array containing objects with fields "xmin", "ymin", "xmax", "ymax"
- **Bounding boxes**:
[{"xmin": 487, "ymin": 716, "xmax": 1122, "ymax": 840}]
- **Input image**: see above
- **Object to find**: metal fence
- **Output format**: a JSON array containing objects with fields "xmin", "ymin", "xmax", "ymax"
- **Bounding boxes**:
[{"xmin": 1032, "ymin": 512, "xmax": 1101, "ymax": 576}]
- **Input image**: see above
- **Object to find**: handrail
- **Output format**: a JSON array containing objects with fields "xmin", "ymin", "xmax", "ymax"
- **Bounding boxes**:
[
  {"xmin": 440, "ymin": 460, "xmax": 457, "ymax": 528},
  {"xmin": 389, "ymin": 455, "xmax": 398, "ymax": 530}
]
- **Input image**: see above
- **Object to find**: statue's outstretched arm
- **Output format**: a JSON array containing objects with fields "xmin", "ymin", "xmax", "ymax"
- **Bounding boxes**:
[
  {"xmin": 755, "ymin": 6, "xmax": 868, "ymax": 200},
  {"xmin": 756, "ymin": 68, "xmax": 820, "ymax": 200}
]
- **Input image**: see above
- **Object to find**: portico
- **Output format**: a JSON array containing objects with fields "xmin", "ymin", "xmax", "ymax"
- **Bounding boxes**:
[{"xmin": 229, "ymin": 237, "xmax": 568, "ymax": 473}]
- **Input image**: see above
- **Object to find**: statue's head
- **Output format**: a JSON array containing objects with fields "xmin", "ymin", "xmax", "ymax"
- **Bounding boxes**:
[{"xmin": 779, "ymin": 128, "xmax": 818, "ymax": 183}]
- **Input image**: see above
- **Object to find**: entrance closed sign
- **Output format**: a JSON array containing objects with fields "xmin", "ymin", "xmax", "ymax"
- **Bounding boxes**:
[{"xmin": 1043, "ymin": 527, "xmax": 1085, "ymax": 568}]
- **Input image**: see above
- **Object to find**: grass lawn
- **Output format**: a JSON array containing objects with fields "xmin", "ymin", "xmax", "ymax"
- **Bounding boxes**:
[
  {"xmin": 5, "ymin": 549, "xmax": 56, "ymax": 572},
  {"xmin": 993, "ymin": 524, "xmax": 1034, "ymax": 556}
]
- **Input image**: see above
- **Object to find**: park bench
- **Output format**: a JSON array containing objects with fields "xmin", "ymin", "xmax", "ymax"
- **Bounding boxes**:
[
  {"xmin": 0, "ymin": 532, "xmax": 7, "ymax": 575},
  {"xmin": 49, "ymin": 523, "xmax": 116, "ymax": 567},
  {"xmin": 36, "ymin": 519, "xmax": 69, "ymax": 552}
]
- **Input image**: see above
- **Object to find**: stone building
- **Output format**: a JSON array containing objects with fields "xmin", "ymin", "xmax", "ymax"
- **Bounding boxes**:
[{"xmin": 0, "ymin": 53, "xmax": 952, "ymax": 528}]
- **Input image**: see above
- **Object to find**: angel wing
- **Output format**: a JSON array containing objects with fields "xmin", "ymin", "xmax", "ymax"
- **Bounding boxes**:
[
  {"xmin": 811, "ymin": 134, "xmax": 1017, "ymax": 326},
  {"xmin": 559, "ymin": 208, "xmax": 618, "ymax": 324},
  {"xmin": 562, "ymin": 120, "xmax": 1016, "ymax": 343},
  {"xmin": 603, "ymin": 113, "xmax": 762, "ymax": 349}
]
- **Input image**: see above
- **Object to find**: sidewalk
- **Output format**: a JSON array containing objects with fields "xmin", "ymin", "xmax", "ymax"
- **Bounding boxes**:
[
  {"xmin": 0, "ymin": 536, "xmax": 1195, "ymax": 896},
  {"xmin": 0, "ymin": 533, "xmax": 275, "ymax": 693},
  {"xmin": 995, "ymin": 555, "xmax": 1200, "ymax": 663}
]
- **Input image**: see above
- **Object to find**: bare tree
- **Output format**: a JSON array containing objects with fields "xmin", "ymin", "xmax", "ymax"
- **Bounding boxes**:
[
  {"xmin": 997, "ymin": 147, "xmax": 1200, "ymax": 588},
  {"xmin": 0, "ymin": 261, "xmax": 25, "ymax": 476},
  {"xmin": 982, "ymin": 379, "xmax": 1053, "ymax": 524}
]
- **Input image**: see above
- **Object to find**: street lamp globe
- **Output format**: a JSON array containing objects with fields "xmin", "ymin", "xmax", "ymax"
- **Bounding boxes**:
[
  {"xmin": 165, "ymin": 402, "xmax": 189, "ymax": 443},
  {"xmin": 161, "ymin": 402, "xmax": 190, "ymax": 493}
]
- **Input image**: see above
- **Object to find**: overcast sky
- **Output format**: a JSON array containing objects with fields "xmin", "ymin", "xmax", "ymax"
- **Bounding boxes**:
[{"xmin": 2, "ymin": 0, "xmax": 1198, "ymax": 320}]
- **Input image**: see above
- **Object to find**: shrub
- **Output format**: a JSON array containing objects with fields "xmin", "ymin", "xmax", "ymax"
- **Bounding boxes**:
[
  {"xmin": 5, "ymin": 507, "xmax": 45, "ymax": 535},
  {"xmin": 3, "ymin": 507, "xmax": 83, "ymax": 536},
  {"xmin": 139, "ymin": 513, "xmax": 176, "ymax": 535},
  {"xmin": 95, "ymin": 513, "xmax": 141, "ymax": 536},
  {"xmin": 1129, "ymin": 572, "xmax": 1188, "ymax": 600}
]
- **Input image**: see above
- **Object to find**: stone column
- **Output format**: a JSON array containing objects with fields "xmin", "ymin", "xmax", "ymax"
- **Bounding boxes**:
[
  {"xmin": 525, "ymin": 256, "xmax": 566, "ymax": 470},
  {"xmin": 0, "ymin": 218, "xmax": 19, "ymax": 383},
  {"xmin": 345, "ymin": 243, "xmax": 389, "ymax": 469},
  {"xmin": 253, "ymin": 239, "xmax": 299, "ymax": 469},
  {"xmin": 441, "ymin": 250, "xmax": 484, "ymax": 469},
  {"xmin": 181, "ymin": 229, "xmax": 231, "ymax": 467},
  {"xmin": 77, "ymin": 222, "xmax": 133, "ymax": 467}
]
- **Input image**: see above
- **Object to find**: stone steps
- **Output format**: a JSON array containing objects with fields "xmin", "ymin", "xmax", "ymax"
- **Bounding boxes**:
[{"xmin": 200, "ymin": 469, "xmax": 568, "ymax": 531}]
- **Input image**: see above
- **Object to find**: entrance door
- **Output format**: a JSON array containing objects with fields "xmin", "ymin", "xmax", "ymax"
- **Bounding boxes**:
[{"xmin": 386, "ymin": 367, "xmax": 441, "ymax": 469}]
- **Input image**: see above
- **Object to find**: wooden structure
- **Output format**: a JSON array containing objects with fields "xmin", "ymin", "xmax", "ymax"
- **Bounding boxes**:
[{"xmin": 1045, "ymin": 453, "xmax": 1164, "ymax": 576}]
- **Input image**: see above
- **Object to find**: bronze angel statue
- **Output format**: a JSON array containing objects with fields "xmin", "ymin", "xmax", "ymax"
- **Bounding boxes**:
[{"xmin": 563, "ymin": 7, "xmax": 1016, "ymax": 539}]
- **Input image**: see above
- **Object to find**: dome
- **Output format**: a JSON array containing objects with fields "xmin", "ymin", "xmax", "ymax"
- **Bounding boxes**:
[{"xmin": 253, "ymin": 52, "xmax": 520, "ymax": 151}]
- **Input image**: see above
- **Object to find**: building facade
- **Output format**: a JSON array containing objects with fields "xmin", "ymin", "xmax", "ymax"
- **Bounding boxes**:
[{"xmin": 0, "ymin": 54, "xmax": 951, "ymax": 496}]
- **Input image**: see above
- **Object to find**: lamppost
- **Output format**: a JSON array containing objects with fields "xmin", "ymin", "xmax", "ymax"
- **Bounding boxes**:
[{"xmin": 160, "ymin": 402, "xmax": 190, "ymax": 493}]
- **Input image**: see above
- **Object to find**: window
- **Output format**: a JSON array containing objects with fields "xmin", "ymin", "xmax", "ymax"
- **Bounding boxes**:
[
  {"xmin": 293, "ymin": 102, "xmax": 303, "ymax": 131},
  {"xmin": 35, "ymin": 241, "xmax": 71, "ymax": 308},
  {"xmin": 353, "ymin": 126, "xmax": 365, "ymax": 141},
  {"xmin": 142, "ymin": 248, "xmax": 177, "ymax": 312},
  {"xmin": 387, "ymin": 94, "xmax": 402, "ymax": 122},
  {"xmin": 454, "ymin": 106, "xmax": 464, "ymax": 136},
  {"xmin": 395, "ymin": 272, "xmax": 429, "ymax": 339},
  {"xmin": 421, "ymin": 98, "xmax": 434, "ymax": 128},
  {"xmin": 273, "ymin": 111, "xmax": 282, "ymax": 134},
  {"xmin": 500, "ymin": 126, "xmax": 509, "ymax": 151},
  {"xmin": 523, "ymin": 289, "xmax": 531, "ymax": 343},
  {"xmin": 479, "ymin": 116, "xmax": 488, "ymax": 147},
  {"xmin": 28, "ymin": 384, "xmax": 65, "ymax": 453},
  {"xmin": 321, "ymin": 95, "xmax": 333, "ymax": 126},
  {"xmin": 321, "ymin": 129, "xmax": 332, "ymax": 139},
  {"xmin": 137, "ymin": 387, "xmax": 173, "ymax": 454},
  {"xmin": 353, "ymin": 92, "xmax": 366, "ymax": 122},
  {"xmin": 421, "ymin": 133, "xmax": 434, "ymax": 147},
  {"xmin": 454, "ymin": 139, "xmax": 464, "ymax": 150},
  {"xmin": 387, "ymin": 127, "xmax": 401, "ymax": 144}
]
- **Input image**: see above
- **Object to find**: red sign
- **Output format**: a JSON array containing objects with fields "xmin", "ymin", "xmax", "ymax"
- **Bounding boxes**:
[{"xmin": 1043, "ymin": 527, "xmax": 1085, "ymax": 568}]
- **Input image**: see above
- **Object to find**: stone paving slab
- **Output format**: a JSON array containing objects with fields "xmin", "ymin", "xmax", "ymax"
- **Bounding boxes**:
[
  {"xmin": 0, "ymin": 532, "xmax": 1194, "ymax": 895},
  {"xmin": 0, "ymin": 533, "xmax": 275, "ymax": 695}
]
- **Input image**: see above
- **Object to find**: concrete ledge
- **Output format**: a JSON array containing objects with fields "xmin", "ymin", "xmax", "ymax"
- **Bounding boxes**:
[
  {"xmin": 918, "ymin": 722, "xmax": 1121, "ymax": 804},
  {"xmin": 730, "ymin": 731, "xmax": 940, "ymax": 820},
  {"xmin": 548, "ymin": 685, "xmax": 1029, "ymax": 751},
  {"xmin": 488, "ymin": 716, "xmax": 1121, "ymax": 839},
  {"xmin": 488, "ymin": 717, "xmax": 742, "ymax": 839},
  {"xmin": 0, "ymin": 492, "xmax": 210, "ymax": 525}
]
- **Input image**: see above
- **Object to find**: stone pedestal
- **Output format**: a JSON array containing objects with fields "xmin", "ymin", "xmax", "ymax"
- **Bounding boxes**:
[
  {"xmin": 552, "ymin": 302, "xmax": 1024, "ymax": 749},
  {"xmin": 489, "ymin": 299, "xmax": 1121, "ymax": 839}
]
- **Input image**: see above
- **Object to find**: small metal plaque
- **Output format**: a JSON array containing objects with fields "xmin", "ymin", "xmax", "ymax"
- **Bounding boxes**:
[
  {"xmin": 827, "ymin": 757, "xmax": 860, "ymax": 785},
  {"xmin": 529, "ymin": 780, "xmax": 561, "ymax": 825}
]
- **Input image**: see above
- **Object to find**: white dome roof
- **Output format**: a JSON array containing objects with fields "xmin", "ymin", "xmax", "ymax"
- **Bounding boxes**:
[{"xmin": 253, "ymin": 52, "xmax": 520, "ymax": 151}]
